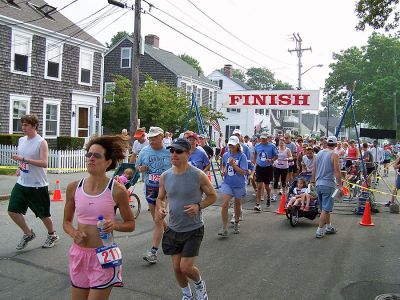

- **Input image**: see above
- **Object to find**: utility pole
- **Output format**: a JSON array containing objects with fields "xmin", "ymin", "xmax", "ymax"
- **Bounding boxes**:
[
  {"xmin": 326, "ymin": 97, "xmax": 329, "ymax": 136},
  {"xmin": 108, "ymin": 0, "xmax": 141, "ymax": 142},
  {"xmin": 394, "ymin": 92, "xmax": 397, "ymax": 138},
  {"xmin": 131, "ymin": 0, "xmax": 141, "ymax": 141},
  {"xmin": 288, "ymin": 33, "xmax": 311, "ymax": 135}
]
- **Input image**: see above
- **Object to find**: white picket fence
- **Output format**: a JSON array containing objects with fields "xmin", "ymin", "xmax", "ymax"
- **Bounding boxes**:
[{"xmin": 0, "ymin": 145, "xmax": 129, "ymax": 174}]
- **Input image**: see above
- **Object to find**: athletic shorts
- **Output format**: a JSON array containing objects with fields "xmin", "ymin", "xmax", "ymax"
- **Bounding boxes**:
[
  {"xmin": 255, "ymin": 165, "xmax": 273, "ymax": 184},
  {"xmin": 145, "ymin": 184, "xmax": 159, "ymax": 205},
  {"xmin": 396, "ymin": 174, "xmax": 400, "ymax": 189},
  {"xmin": 382, "ymin": 159, "xmax": 391, "ymax": 164},
  {"xmin": 69, "ymin": 243, "xmax": 122, "ymax": 289},
  {"xmin": 316, "ymin": 185, "xmax": 335, "ymax": 212},
  {"xmin": 221, "ymin": 183, "xmax": 246, "ymax": 199},
  {"xmin": 162, "ymin": 226, "xmax": 204, "ymax": 257},
  {"xmin": 8, "ymin": 183, "xmax": 51, "ymax": 218},
  {"xmin": 288, "ymin": 159, "xmax": 297, "ymax": 173},
  {"xmin": 366, "ymin": 167, "xmax": 375, "ymax": 175}
]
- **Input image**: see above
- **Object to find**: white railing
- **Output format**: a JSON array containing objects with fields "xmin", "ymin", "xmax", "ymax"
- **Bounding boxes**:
[{"xmin": 0, "ymin": 145, "xmax": 129, "ymax": 174}]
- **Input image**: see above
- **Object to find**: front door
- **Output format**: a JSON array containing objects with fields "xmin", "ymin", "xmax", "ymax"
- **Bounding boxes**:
[{"xmin": 78, "ymin": 107, "xmax": 89, "ymax": 137}]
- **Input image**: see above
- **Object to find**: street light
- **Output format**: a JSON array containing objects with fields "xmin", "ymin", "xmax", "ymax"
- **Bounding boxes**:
[{"xmin": 298, "ymin": 64, "xmax": 323, "ymax": 135}]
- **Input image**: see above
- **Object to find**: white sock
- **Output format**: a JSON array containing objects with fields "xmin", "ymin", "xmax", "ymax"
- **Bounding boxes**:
[
  {"xmin": 316, "ymin": 226, "xmax": 324, "ymax": 233},
  {"xmin": 194, "ymin": 277, "xmax": 203, "ymax": 289},
  {"xmin": 181, "ymin": 285, "xmax": 192, "ymax": 296}
]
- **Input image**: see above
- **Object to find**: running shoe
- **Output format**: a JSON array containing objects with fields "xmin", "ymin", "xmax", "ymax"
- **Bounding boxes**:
[
  {"xmin": 271, "ymin": 194, "xmax": 277, "ymax": 202},
  {"xmin": 16, "ymin": 229, "xmax": 36, "ymax": 250},
  {"xmin": 315, "ymin": 231, "xmax": 325, "ymax": 239},
  {"xmin": 218, "ymin": 228, "xmax": 228, "ymax": 237},
  {"xmin": 182, "ymin": 294, "xmax": 194, "ymax": 300},
  {"xmin": 230, "ymin": 214, "xmax": 235, "ymax": 224},
  {"xmin": 239, "ymin": 212, "xmax": 243, "ymax": 221},
  {"xmin": 325, "ymin": 227, "xmax": 337, "ymax": 235},
  {"xmin": 266, "ymin": 199, "xmax": 271, "ymax": 208},
  {"xmin": 42, "ymin": 232, "xmax": 60, "ymax": 248},
  {"xmin": 254, "ymin": 204, "xmax": 261, "ymax": 212},
  {"xmin": 233, "ymin": 223, "xmax": 240, "ymax": 234},
  {"xmin": 143, "ymin": 250, "xmax": 158, "ymax": 264},
  {"xmin": 195, "ymin": 281, "xmax": 208, "ymax": 300}
]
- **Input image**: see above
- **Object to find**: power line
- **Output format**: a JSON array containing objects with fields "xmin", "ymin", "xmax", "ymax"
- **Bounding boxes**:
[{"xmin": 184, "ymin": 0, "xmax": 293, "ymax": 67}]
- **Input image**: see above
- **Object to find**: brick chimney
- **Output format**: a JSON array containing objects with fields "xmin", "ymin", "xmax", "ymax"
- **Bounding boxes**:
[
  {"xmin": 223, "ymin": 64, "xmax": 233, "ymax": 78},
  {"xmin": 145, "ymin": 34, "xmax": 159, "ymax": 48}
]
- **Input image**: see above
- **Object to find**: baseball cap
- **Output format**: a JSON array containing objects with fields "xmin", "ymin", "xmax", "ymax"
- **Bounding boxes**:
[
  {"xmin": 260, "ymin": 131, "xmax": 268, "ymax": 139},
  {"xmin": 227, "ymin": 136, "xmax": 240, "ymax": 146},
  {"xmin": 167, "ymin": 138, "xmax": 191, "ymax": 152},
  {"xmin": 147, "ymin": 126, "xmax": 164, "ymax": 138},
  {"xmin": 199, "ymin": 133, "xmax": 207, "ymax": 139},
  {"xmin": 134, "ymin": 128, "xmax": 145, "ymax": 139},
  {"xmin": 327, "ymin": 136, "xmax": 338, "ymax": 145},
  {"xmin": 232, "ymin": 129, "xmax": 242, "ymax": 135}
]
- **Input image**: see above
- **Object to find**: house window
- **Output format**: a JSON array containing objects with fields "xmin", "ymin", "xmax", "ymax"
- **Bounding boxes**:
[
  {"xmin": 43, "ymin": 99, "xmax": 60, "ymax": 137},
  {"xmin": 255, "ymin": 109, "xmax": 264, "ymax": 115},
  {"xmin": 79, "ymin": 49, "xmax": 93, "ymax": 85},
  {"xmin": 213, "ymin": 91, "xmax": 217, "ymax": 109},
  {"xmin": 9, "ymin": 95, "xmax": 30, "ymax": 133},
  {"xmin": 227, "ymin": 108, "xmax": 241, "ymax": 113},
  {"xmin": 121, "ymin": 47, "xmax": 131, "ymax": 68},
  {"xmin": 11, "ymin": 30, "xmax": 32, "ymax": 75},
  {"xmin": 45, "ymin": 40, "xmax": 62, "ymax": 80},
  {"xmin": 209, "ymin": 91, "xmax": 213, "ymax": 108},
  {"xmin": 104, "ymin": 82, "xmax": 116, "ymax": 103},
  {"xmin": 225, "ymin": 125, "xmax": 240, "ymax": 138},
  {"xmin": 196, "ymin": 87, "xmax": 201, "ymax": 105}
]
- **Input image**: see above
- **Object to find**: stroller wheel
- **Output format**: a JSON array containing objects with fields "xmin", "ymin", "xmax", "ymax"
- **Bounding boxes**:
[{"xmin": 290, "ymin": 206, "xmax": 299, "ymax": 227}]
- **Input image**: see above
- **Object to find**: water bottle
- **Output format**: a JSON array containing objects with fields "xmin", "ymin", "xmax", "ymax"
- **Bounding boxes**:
[{"xmin": 97, "ymin": 215, "xmax": 114, "ymax": 246}]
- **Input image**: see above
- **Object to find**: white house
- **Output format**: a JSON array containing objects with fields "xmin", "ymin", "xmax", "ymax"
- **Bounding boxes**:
[{"xmin": 208, "ymin": 65, "xmax": 271, "ymax": 140}]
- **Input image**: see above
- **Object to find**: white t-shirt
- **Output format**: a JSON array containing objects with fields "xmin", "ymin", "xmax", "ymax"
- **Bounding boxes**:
[{"xmin": 132, "ymin": 139, "xmax": 149, "ymax": 155}]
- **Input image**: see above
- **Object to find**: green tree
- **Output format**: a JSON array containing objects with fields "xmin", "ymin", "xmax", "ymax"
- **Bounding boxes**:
[
  {"xmin": 218, "ymin": 67, "xmax": 246, "ymax": 82},
  {"xmin": 106, "ymin": 31, "xmax": 131, "ymax": 48},
  {"xmin": 103, "ymin": 75, "xmax": 224, "ymax": 135},
  {"xmin": 273, "ymin": 79, "xmax": 294, "ymax": 90},
  {"xmin": 178, "ymin": 54, "xmax": 203, "ymax": 75},
  {"xmin": 355, "ymin": 0, "xmax": 399, "ymax": 31},
  {"xmin": 325, "ymin": 33, "xmax": 400, "ymax": 132},
  {"xmin": 246, "ymin": 67, "xmax": 293, "ymax": 90}
]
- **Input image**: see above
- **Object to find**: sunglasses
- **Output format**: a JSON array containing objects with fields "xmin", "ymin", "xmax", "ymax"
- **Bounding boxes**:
[
  {"xmin": 169, "ymin": 148, "xmax": 185, "ymax": 154},
  {"xmin": 85, "ymin": 152, "xmax": 103, "ymax": 159}
]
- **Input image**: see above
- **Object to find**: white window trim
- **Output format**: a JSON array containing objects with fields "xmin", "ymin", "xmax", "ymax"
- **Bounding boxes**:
[
  {"xmin": 104, "ymin": 82, "xmax": 116, "ymax": 103},
  {"xmin": 42, "ymin": 98, "xmax": 61, "ymax": 138},
  {"xmin": 44, "ymin": 39, "xmax": 63, "ymax": 81},
  {"xmin": 10, "ymin": 29, "xmax": 33, "ymax": 76},
  {"xmin": 120, "ymin": 47, "xmax": 131, "ymax": 68},
  {"xmin": 78, "ymin": 48, "xmax": 94, "ymax": 86},
  {"xmin": 9, "ymin": 94, "xmax": 31, "ymax": 134}
]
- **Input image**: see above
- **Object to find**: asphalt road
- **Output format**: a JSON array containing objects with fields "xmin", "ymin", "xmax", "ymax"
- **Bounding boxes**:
[{"xmin": 0, "ymin": 171, "xmax": 399, "ymax": 300}]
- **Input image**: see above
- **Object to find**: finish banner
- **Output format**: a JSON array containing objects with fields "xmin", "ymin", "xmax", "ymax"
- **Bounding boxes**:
[{"xmin": 222, "ymin": 90, "xmax": 320, "ymax": 110}]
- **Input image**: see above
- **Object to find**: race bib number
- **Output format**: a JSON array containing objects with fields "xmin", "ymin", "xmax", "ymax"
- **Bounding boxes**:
[
  {"xmin": 96, "ymin": 243, "xmax": 122, "ymax": 269},
  {"xmin": 260, "ymin": 152, "xmax": 267, "ymax": 162},
  {"xmin": 19, "ymin": 161, "xmax": 29, "ymax": 173},
  {"xmin": 149, "ymin": 173, "xmax": 161, "ymax": 183}
]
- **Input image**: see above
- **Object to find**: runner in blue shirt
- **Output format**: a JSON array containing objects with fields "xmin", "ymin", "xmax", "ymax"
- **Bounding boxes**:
[
  {"xmin": 253, "ymin": 132, "xmax": 278, "ymax": 211},
  {"xmin": 218, "ymin": 136, "xmax": 248, "ymax": 237},
  {"xmin": 186, "ymin": 132, "xmax": 211, "ymax": 172}
]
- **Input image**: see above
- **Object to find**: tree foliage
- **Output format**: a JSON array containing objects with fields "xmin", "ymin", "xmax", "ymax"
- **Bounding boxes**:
[
  {"xmin": 325, "ymin": 33, "xmax": 400, "ymax": 131},
  {"xmin": 106, "ymin": 31, "xmax": 131, "ymax": 48},
  {"xmin": 102, "ymin": 75, "xmax": 224, "ymax": 135},
  {"xmin": 178, "ymin": 54, "xmax": 203, "ymax": 75},
  {"xmin": 246, "ymin": 67, "xmax": 294, "ymax": 90},
  {"xmin": 355, "ymin": 0, "xmax": 399, "ymax": 31}
]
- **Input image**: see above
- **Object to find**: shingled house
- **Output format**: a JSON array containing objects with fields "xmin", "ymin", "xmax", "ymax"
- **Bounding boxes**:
[
  {"xmin": 0, "ymin": 0, "xmax": 105, "ymax": 145},
  {"xmin": 104, "ymin": 34, "xmax": 219, "ymax": 110}
]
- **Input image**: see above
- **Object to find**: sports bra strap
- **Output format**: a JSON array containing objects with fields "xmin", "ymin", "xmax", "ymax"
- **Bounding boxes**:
[
  {"xmin": 107, "ymin": 177, "xmax": 114, "ymax": 190},
  {"xmin": 78, "ymin": 178, "xmax": 84, "ymax": 188}
]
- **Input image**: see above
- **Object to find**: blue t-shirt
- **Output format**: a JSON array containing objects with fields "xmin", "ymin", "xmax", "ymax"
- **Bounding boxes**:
[
  {"xmin": 222, "ymin": 152, "xmax": 248, "ymax": 187},
  {"xmin": 254, "ymin": 142, "xmax": 278, "ymax": 167},
  {"xmin": 225, "ymin": 143, "xmax": 251, "ymax": 160},
  {"xmin": 135, "ymin": 145, "xmax": 171, "ymax": 187},
  {"xmin": 189, "ymin": 147, "xmax": 210, "ymax": 171}
]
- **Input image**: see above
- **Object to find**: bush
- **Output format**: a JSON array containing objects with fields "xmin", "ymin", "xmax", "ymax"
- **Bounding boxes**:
[
  {"xmin": 0, "ymin": 134, "xmax": 23, "ymax": 145},
  {"xmin": 57, "ymin": 136, "xmax": 85, "ymax": 150}
]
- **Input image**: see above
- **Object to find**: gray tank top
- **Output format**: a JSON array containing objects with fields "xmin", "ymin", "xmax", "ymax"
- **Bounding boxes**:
[
  {"xmin": 315, "ymin": 149, "xmax": 336, "ymax": 188},
  {"xmin": 163, "ymin": 164, "xmax": 203, "ymax": 232}
]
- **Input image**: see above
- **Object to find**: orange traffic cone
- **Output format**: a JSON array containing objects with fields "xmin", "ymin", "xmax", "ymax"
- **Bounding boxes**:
[
  {"xmin": 207, "ymin": 171, "xmax": 212, "ymax": 182},
  {"xmin": 362, "ymin": 181, "xmax": 368, "ymax": 191},
  {"xmin": 342, "ymin": 186, "xmax": 349, "ymax": 197},
  {"xmin": 276, "ymin": 193, "xmax": 286, "ymax": 215},
  {"xmin": 52, "ymin": 180, "xmax": 63, "ymax": 201},
  {"xmin": 359, "ymin": 200, "xmax": 374, "ymax": 226}
]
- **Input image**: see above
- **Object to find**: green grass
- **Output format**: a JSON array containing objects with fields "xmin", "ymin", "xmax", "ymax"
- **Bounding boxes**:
[{"xmin": 0, "ymin": 167, "xmax": 17, "ymax": 175}]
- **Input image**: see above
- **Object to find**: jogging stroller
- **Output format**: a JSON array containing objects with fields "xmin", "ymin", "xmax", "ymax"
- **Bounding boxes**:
[
  {"xmin": 285, "ymin": 172, "xmax": 319, "ymax": 227},
  {"xmin": 113, "ymin": 162, "xmax": 141, "ymax": 218}
]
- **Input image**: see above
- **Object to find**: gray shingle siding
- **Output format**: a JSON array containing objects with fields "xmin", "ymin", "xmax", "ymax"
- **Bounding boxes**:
[
  {"xmin": 0, "ymin": 25, "xmax": 102, "ymax": 138},
  {"xmin": 104, "ymin": 39, "xmax": 177, "ymax": 86}
]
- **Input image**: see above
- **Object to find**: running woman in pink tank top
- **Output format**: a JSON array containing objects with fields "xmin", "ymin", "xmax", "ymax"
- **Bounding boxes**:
[{"xmin": 63, "ymin": 136, "xmax": 134, "ymax": 300}]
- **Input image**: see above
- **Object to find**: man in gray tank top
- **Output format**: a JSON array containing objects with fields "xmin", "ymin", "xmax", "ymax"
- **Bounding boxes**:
[
  {"xmin": 157, "ymin": 138, "xmax": 217, "ymax": 300},
  {"xmin": 8, "ymin": 115, "xmax": 59, "ymax": 250},
  {"xmin": 311, "ymin": 136, "xmax": 343, "ymax": 239}
]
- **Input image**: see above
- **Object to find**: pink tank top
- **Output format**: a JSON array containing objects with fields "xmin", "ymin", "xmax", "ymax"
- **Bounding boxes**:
[
  {"xmin": 347, "ymin": 147, "xmax": 357, "ymax": 160},
  {"xmin": 75, "ymin": 178, "xmax": 116, "ymax": 225}
]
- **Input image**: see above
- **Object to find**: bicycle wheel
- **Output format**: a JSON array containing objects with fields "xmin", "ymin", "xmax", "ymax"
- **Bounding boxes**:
[{"xmin": 129, "ymin": 193, "xmax": 141, "ymax": 219}]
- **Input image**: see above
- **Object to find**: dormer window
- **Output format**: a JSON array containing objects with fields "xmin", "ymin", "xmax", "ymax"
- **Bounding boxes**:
[
  {"xmin": 1, "ymin": 0, "xmax": 20, "ymax": 9},
  {"xmin": 30, "ymin": 3, "xmax": 56, "ymax": 20}
]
